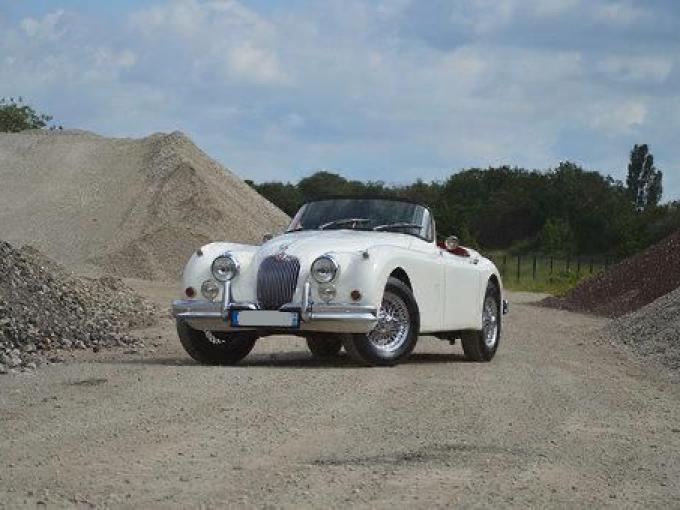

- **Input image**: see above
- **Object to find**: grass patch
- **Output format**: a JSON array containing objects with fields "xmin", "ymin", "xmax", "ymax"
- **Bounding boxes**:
[{"xmin": 485, "ymin": 251, "xmax": 608, "ymax": 295}]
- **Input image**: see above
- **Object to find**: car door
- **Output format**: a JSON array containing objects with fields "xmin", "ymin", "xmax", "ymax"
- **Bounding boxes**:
[
  {"xmin": 407, "ymin": 236, "xmax": 446, "ymax": 332},
  {"xmin": 441, "ymin": 249, "xmax": 482, "ymax": 330}
]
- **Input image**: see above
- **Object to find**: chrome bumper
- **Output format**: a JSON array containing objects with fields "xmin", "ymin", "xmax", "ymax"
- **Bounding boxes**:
[{"xmin": 172, "ymin": 281, "xmax": 378, "ymax": 333}]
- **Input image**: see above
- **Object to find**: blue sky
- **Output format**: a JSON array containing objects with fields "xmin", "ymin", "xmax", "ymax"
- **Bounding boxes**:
[{"xmin": 1, "ymin": 0, "xmax": 679, "ymax": 199}]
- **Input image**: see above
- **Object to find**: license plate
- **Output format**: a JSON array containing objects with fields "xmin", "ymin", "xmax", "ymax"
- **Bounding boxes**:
[{"xmin": 231, "ymin": 310, "xmax": 299, "ymax": 328}]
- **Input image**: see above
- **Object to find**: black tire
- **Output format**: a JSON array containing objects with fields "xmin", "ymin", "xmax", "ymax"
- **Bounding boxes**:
[
  {"xmin": 306, "ymin": 335, "xmax": 343, "ymax": 359},
  {"xmin": 176, "ymin": 319, "xmax": 257, "ymax": 365},
  {"xmin": 342, "ymin": 277, "xmax": 419, "ymax": 367},
  {"xmin": 461, "ymin": 281, "xmax": 501, "ymax": 362}
]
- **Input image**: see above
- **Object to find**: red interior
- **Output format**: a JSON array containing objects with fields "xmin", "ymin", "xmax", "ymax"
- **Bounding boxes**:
[{"xmin": 436, "ymin": 242, "xmax": 470, "ymax": 258}]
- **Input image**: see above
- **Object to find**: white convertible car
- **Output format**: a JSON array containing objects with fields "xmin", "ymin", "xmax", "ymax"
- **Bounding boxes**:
[{"xmin": 172, "ymin": 197, "xmax": 508, "ymax": 366}]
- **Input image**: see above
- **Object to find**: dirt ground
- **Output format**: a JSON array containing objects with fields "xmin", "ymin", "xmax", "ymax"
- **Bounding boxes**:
[{"xmin": 1, "ymin": 285, "xmax": 679, "ymax": 509}]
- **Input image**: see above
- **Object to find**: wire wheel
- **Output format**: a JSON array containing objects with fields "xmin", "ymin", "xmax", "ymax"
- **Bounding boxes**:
[
  {"xmin": 482, "ymin": 296, "xmax": 499, "ymax": 348},
  {"xmin": 367, "ymin": 290, "xmax": 411, "ymax": 354}
]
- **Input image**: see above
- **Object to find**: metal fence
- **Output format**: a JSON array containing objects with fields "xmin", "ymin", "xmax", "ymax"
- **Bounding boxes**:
[{"xmin": 488, "ymin": 254, "xmax": 613, "ymax": 282}]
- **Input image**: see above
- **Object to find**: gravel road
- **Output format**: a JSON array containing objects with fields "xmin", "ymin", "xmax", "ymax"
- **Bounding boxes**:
[{"xmin": 1, "ymin": 286, "xmax": 679, "ymax": 508}]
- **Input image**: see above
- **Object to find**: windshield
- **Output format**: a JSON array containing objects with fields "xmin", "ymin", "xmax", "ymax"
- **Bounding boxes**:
[{"xmin": 287, "ymin": 198, "xmax": 434, "ymax": 241}]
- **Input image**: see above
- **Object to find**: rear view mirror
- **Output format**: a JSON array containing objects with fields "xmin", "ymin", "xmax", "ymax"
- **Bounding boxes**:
[{"xmin": 444, "ymin": 235, "xmax": 460, "ymax": 251}]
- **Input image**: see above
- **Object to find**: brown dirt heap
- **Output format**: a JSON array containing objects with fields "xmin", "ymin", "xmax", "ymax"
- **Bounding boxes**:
[
  {"xmin": 0, "ymin": 130, "xmax": 289, "ymax": 280},
  {"xmin": 543, "ymin": 229, "xmax": 680, "ymax": 317}
]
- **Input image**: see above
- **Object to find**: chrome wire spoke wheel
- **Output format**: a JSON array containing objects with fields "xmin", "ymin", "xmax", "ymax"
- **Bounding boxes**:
[
  {"xmin": 482, "ymin": 297, "xmax": 499, "ymax": 348},
  {"xmin": 367, "ymin": 290, "xmax": 411, "ymax": 353}
]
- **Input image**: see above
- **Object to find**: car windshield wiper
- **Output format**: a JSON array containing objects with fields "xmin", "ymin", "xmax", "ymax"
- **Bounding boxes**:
[
  {"xmin": 373, "ymin": 222, "xmax": 422, "ymax": 232},
  {"xmin": 319, "ymin": 218, "xmax": 372, "ymax": 230}
]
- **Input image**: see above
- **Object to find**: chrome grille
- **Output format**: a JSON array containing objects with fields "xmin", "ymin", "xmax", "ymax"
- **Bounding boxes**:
[{"xmin": 257, "ymin": 256, "xmax": 301, "ymax": 310}]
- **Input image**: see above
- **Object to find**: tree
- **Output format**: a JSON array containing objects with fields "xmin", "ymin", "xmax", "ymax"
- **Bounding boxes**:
[
  {"xmin": 539, "ymin": 218, "xmax": 575, "ymax": 254},
  {"xmin": 626, "ymin": 144, "xmax": 662, "ymax": 211},
  {"xmin": 0, "ymin": 97, "xmax": 54, "ymax": 132}
]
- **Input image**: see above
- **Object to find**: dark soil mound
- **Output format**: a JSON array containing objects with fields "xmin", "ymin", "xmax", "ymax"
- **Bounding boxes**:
[
  {"xmin": 0, "ymin": 241, "xmax": 157, "ymax": 373},
  {"xmin": 542, "ymin": 230, "xmax": 680, "ymax": 317}
]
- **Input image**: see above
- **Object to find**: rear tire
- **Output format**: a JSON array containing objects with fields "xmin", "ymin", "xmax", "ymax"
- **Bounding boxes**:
[
  {"xmin": 306, "ymin": 335, "xmax": 343, "ymax": 359},
  {"xmin": 176, "ymin": 319, "xmax": 257, "ymax": 365},
  {"xmin": 461, "ymin": 281, "xmax": 501, "ymax": 362},
  {"xmin": 342, "ymin": 277, "xmax": 419, "ymax": 367}
]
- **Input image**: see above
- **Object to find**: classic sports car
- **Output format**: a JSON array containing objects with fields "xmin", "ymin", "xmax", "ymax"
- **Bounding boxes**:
[{"xmin": 172, "ymin": 197, "xmax": 508, "ymax": 366}]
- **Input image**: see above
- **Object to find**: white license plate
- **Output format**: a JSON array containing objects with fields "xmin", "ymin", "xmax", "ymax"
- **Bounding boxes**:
[{"xmin": 232, "ymin": 310, "xmax": 299, "ymax": 328}]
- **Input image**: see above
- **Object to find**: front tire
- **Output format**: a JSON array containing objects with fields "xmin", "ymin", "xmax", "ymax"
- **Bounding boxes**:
[
  {"xmin": 342, "ymin": 277, "xmax": 419, "ymax": 366},
  {"xmin": 461, "ymin": 281, "xmax": 501, "ymax": 362},
  {"xmin": 176, "ymin": 319, "xmax": 257, "ymax": 365},
  {"xmin": 306, "ymin": 335, "xmax": 343, "ymax": 359}
]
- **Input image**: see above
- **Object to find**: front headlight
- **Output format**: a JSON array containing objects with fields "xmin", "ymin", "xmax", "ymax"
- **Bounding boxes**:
[
  {"xmin": 212, "ymin": 253, "xmax": 239, "ymax": 282},
  {"xmin": 311, "ymin": 255, "xmax": 339, "ymax": 283}
]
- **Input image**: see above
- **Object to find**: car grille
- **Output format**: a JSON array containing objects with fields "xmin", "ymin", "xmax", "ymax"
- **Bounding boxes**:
[{"xmin": 257, "ymin": 255, "xmax": 301, "ymax": 310}]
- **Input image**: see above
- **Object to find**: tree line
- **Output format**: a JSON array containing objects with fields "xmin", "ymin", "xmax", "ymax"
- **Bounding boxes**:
[{"xmin": 248, "ymin": 146, "xmax": 678, "ymax": 257}]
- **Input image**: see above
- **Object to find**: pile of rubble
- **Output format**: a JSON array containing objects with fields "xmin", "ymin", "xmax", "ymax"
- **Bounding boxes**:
[
  {"xmin": 606, "ymin": 286, "xmax": 680, "ymax": 374},
  {"xmin": 0, "ymin": 241, "xmax": 157, "ymax": 374}
]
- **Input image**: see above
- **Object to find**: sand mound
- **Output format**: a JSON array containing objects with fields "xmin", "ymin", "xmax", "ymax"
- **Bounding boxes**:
[
  {"xmin": 0, "ymin": 240, "xmax": 157, "ymax": 374},
  {"xmin": 543, "ymin": 230, "xmax": 680, "ymax": 317},
  {"xmin": 0, "ymin": 130, "xmax": 289, "ymax": 280},
  {"xmin": 605, "ymin": 286, "xmax": 680, "ymax": 373}
]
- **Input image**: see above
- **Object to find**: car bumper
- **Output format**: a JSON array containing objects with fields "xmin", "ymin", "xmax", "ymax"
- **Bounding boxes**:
[{"xmin": 172, "ymin": 281, "xmax": 379, "ymax": 334}]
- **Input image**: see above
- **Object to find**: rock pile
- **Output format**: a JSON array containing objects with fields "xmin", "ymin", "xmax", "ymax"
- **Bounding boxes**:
[
  {"xmin": 543, "ymin": 230, "xmax": 680, "ymax": 317},
  {"xmin": 0, "ymin": 241, "xmax": 157, "ymax": 374},
  {"xmin": 606, "ymin": 286, "xmax": 680, "ymax": 373}
]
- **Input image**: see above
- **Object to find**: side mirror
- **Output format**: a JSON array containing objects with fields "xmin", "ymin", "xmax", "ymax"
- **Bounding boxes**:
[
  {"xmin": 262, "ymin": 233, "xmax": 274, "ymax": 243},
  {"xmin": 444, "ymin": 235, "xmax": 459, "ymax": 251}
]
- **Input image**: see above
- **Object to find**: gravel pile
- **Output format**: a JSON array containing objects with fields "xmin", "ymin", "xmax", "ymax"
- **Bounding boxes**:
[
  {"xmin": 0, "ymin": 129, "xmax": 289, "ymax": 280},
  {"xmin": 0, "ymin": 241, "xmax": 157, "ymax": 374},
  {"xmin": 606, "ymin": 286, "xmax": 680, "ymax": 373},
  {"xmin": 543, "ymin": 230, "xmax": 680, "ymax": 317}
]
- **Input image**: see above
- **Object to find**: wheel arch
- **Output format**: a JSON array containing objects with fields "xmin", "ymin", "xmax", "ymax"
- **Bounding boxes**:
[{"xmin": 389, "ymin": 267, "xmax": 412, "ymax": 290}]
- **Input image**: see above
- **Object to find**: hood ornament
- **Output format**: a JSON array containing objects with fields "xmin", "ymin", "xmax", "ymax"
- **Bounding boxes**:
[{"xmin": 275, "ymin": 243, "xmax": 290, "ymax": 262}]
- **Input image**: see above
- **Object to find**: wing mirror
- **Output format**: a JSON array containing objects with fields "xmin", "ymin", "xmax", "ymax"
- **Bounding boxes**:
[
  {"xmin": 262, "ymin": 233, "xmax": 274, "ymax": 243},
  {"xmin": 444, "ymin": 235, "xmax": 460, "ymax": 251}
]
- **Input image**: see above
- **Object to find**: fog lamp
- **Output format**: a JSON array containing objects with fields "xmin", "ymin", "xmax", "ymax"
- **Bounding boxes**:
[
  {"xmin": 318, "ymin": 284, "xmax": 336, "ymax": 302},
  {"xmin": 201, "ymin": 280, "xmax": 220, "ymax": 301}
]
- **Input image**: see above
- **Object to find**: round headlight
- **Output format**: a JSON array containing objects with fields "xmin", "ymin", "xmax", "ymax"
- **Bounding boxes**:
[
  {"xmin": 212, "ymin": 254, "xmax": 239, "ymax": 282},
  {"xmin": 311, "ymin": 255, "xmax": 339, "ymax": 283}
]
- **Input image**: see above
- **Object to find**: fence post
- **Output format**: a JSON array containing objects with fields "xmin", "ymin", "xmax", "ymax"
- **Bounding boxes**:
[
  {"xmin": 516, "ymin": 255, "xmax": 521, "ymax": 282},
  {"xmin": 604, "ymin": 257, "xmax": 608, "ymax": 270},
  {"xmin": 503, "ymin": 255, "xmax": 507, "ymax": 276},
  {"xmin": 532, "ymin": 255, "xmax": 537, "ymax": 280},
  {"xmin": 550, "ymin": 256, "xmax": 554, "ymax": 275},
  {"xmin": 589, "ymin": 259, "xmax": 594, "ymax": 273},
  {"xmin": 577, "ymin": 258, "xmax": 581, "ymax": 274},
  {"xmin": 566, "ymin": 256, "xmax": 570, "ymax": 273}
]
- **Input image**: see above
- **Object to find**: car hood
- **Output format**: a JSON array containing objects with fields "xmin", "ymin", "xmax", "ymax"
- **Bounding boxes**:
[{"xmin": 256, "ymin": 230, "xmax": 414, "ymax": 262}]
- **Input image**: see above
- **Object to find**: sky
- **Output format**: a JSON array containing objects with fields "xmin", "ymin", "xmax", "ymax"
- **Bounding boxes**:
[{"xmin": 1, "ymin": 0, "xmax": 679, "ymax": 199}]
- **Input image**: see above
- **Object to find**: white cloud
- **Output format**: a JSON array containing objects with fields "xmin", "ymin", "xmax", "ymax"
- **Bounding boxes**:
[
  {"xmin": 592, "ymin": 1, "xmax": 648, "ymax": 26},
  {"xmin": 20, "ymin": 10, "xmax": 66, "ymax": 39},
  {"xmin": 591, "ymin": 100, "xmax": 648, "ymax": 132},
  {"xmin": 598, "ymin": 55, "xmax": 674, "ymax": 83}
]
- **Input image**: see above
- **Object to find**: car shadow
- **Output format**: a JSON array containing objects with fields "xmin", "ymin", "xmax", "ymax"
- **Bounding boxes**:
[{"xmin": 99, "ymin": 351, "xmax": 468, "ymax": 369}]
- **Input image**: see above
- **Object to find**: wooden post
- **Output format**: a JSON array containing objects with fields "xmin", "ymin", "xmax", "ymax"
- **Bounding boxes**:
[
  {"xmin": 517, "ymin": 255, "xmax": 521, "ymax": 282},
  {"xmin": 550, "ymin": 256, "xmax": 554, "ymax": 275},
  {"xmin": 532, "ymin": 255, "xmax": 537, "ymax": 280}
]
